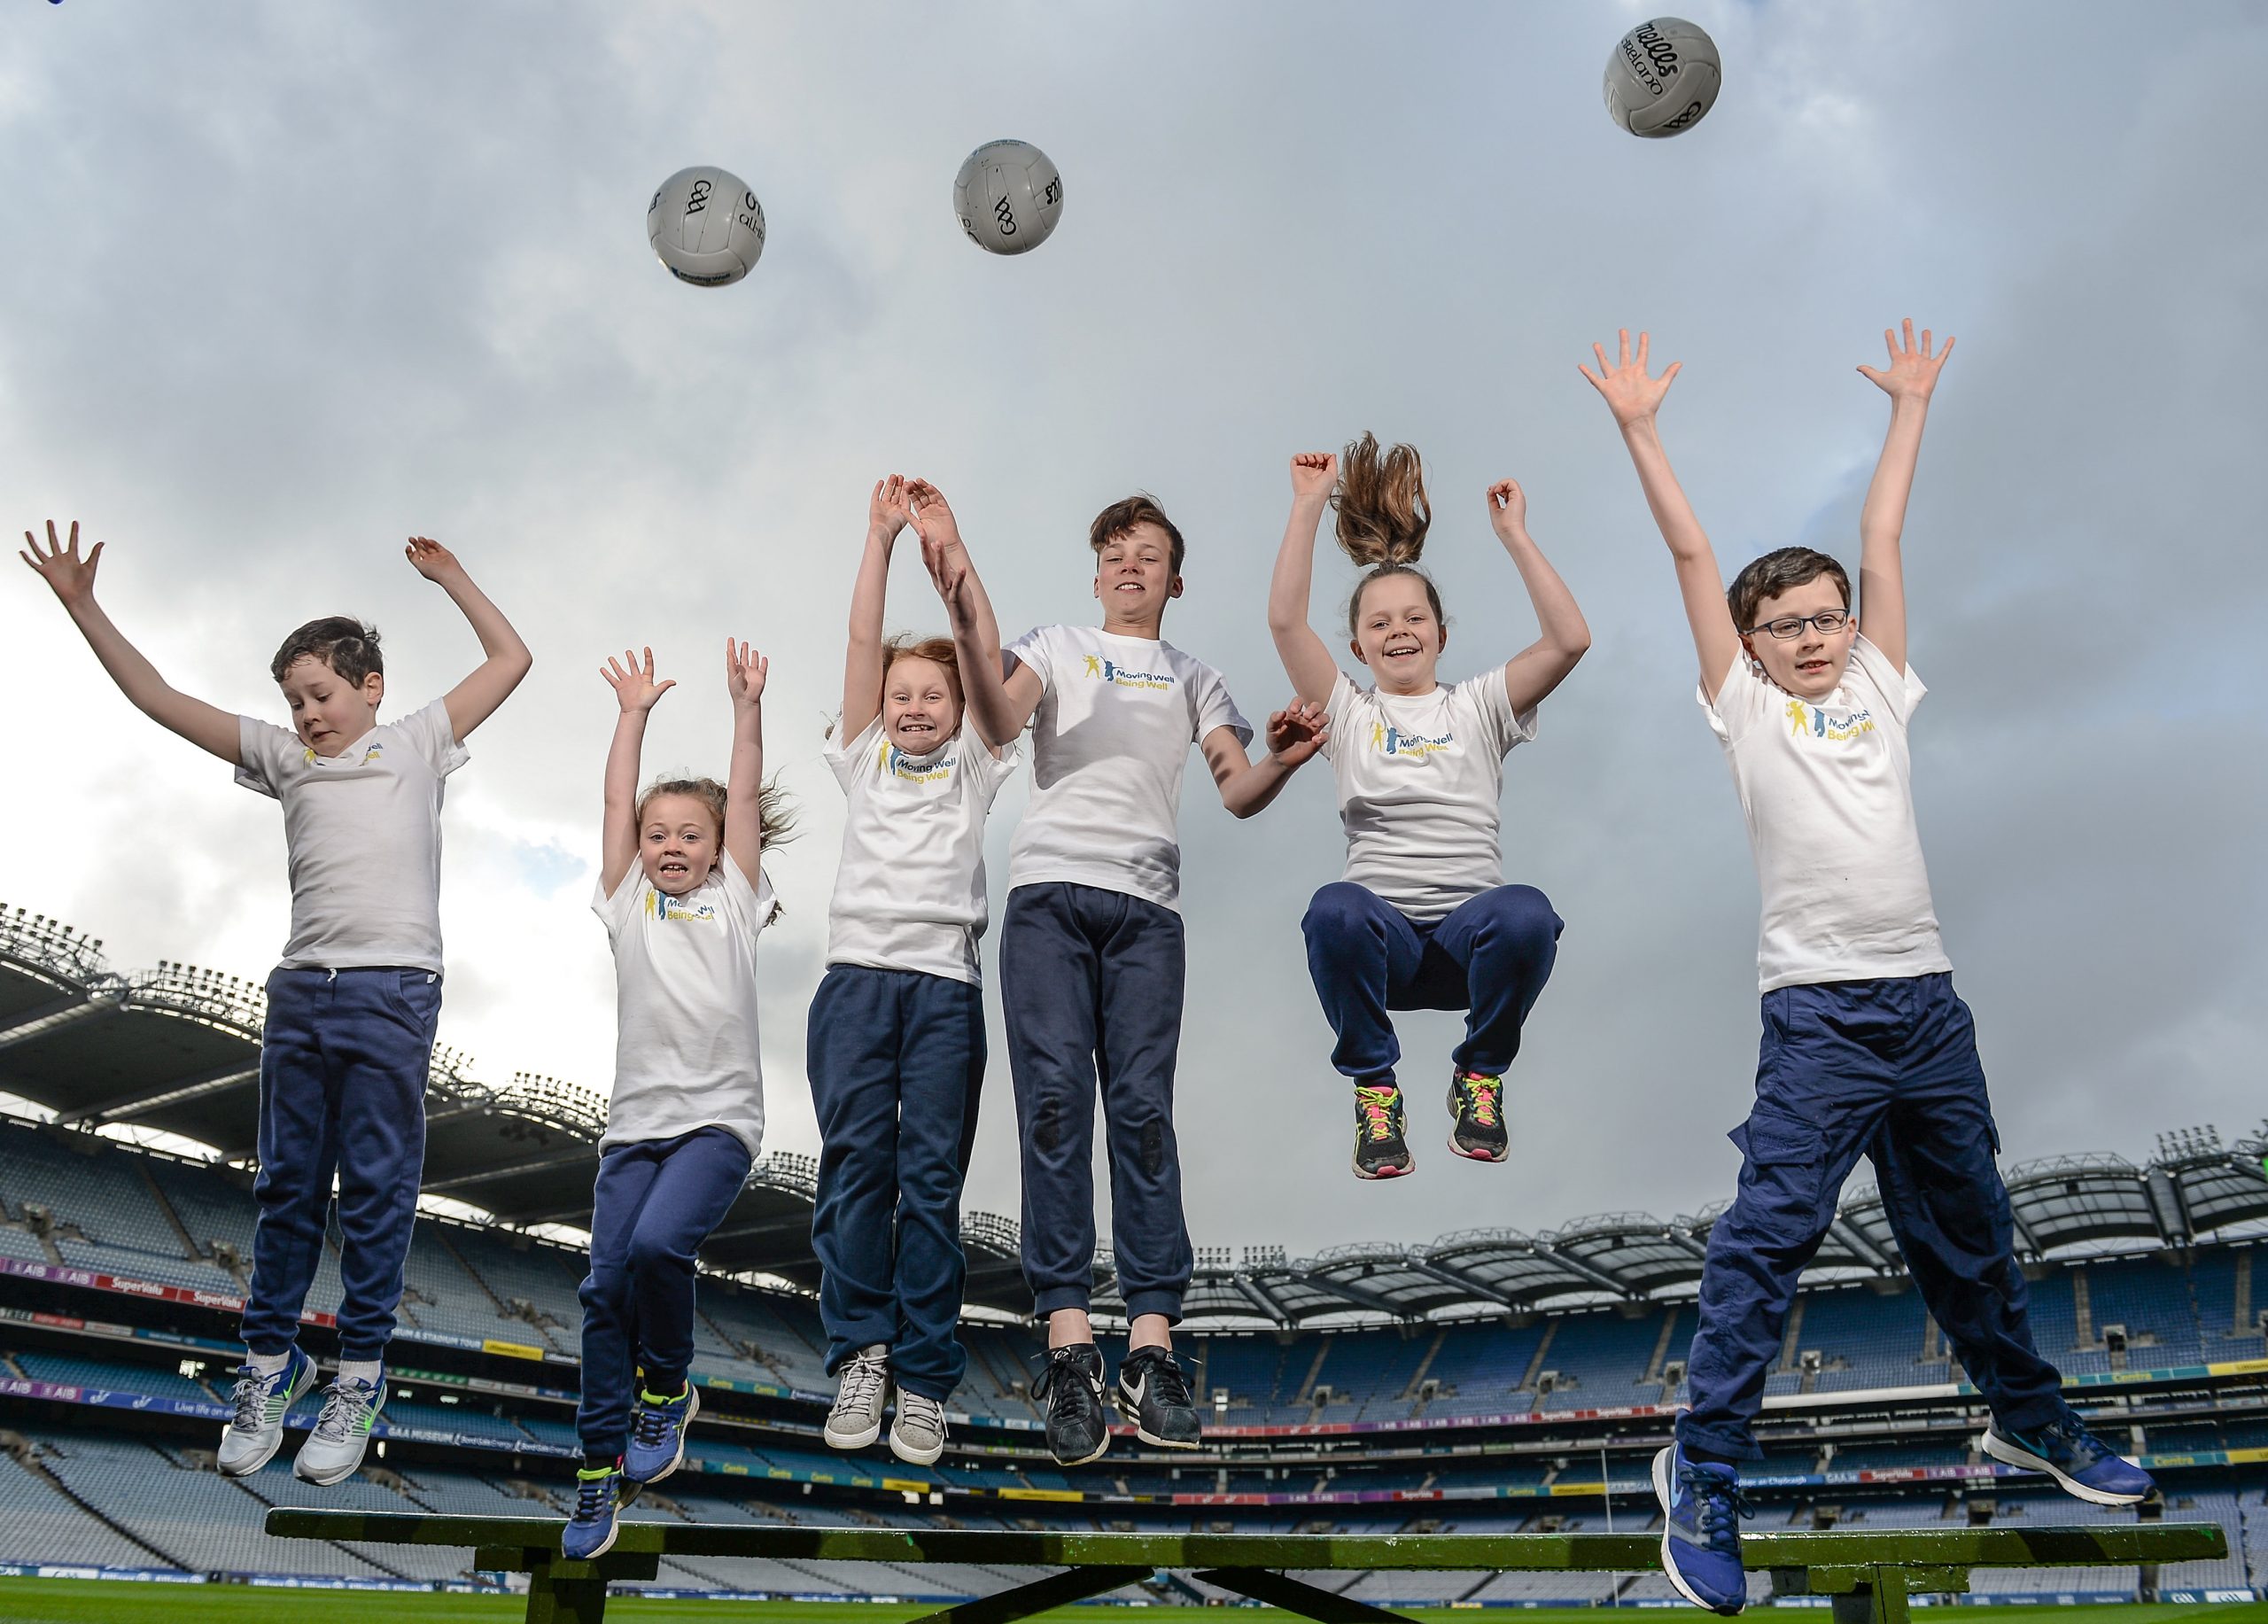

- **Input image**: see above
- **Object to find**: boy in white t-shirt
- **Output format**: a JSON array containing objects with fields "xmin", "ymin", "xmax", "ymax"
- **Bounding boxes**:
[
  {"xmin": 20, "ymin": 525, "xmax": 531, "ymax": 1488},
  {"xmin": 812, "ymin": 477, "xmax": 1016, "ymax": 1470},
  {"xmin": 911, "ymin": 483, "xmax": 1325, "ymax": 1466},
  {"xmin": 1268, "ymin": 437, "xmax": 1590, "ymax": 1180},
  {"xmin": 1583, "ymin": 324, "xmax": 2153, "ymax": 1615},
  {"xmin": 564, "ymin": 640, "xmax": 788, "ymax": 1560}
]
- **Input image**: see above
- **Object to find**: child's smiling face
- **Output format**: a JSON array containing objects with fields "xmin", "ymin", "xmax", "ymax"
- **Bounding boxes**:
[
  {"xmin": 1744, "ymin": 576, "xmax": 1858, "ymax": 701},
  {"xmin": 638, "ymin": 793, "xmax": 719, "ymax": 896},
  {"xmin": 1091, "ymin": 521, "xmax": 1181, "ymax": 626},
  {"xmin": 1349, "ymin": 571, "xmax": 1446, "ymax": 695},
  {"xmin": 883, "ymin": 654, "xmax": 961, "ymax": 753},
  {"xmin": 276, "ymin": 654, "xmax": 384, "ymax": 755}
]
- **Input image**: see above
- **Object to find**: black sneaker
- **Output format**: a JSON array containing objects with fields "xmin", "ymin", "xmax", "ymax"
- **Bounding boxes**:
[
  {"xmin": 1447, "ymin": 1070, "xmax": 1509, "ymax": 1162},
  {"xmin": 1353, "ymin": 1083, "xmax": 1414, "ymax": 1179},
  {"xmin": 1030, "ymin": 1343, "xmax": 1109, "ymax": 1466},
  {"xmin": 1115, "ymin": 1345, "xmax": 1202, "ymax": 1449}
]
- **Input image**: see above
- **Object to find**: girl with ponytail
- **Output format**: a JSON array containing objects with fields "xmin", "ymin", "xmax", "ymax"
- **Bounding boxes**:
[{"xmin": 1266, "ymin": 434, "xmax": 1591, "ymax": 1180}]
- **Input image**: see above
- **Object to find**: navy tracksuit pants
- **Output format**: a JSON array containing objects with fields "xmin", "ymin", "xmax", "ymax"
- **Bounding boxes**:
[
  {"xmin": 1677, "ymin": 973, "xmax": 2070, "ymax": 1461},
  {"xmin": 576, "ymin": 1125, "xmax": 752, "ymax": 1458},
  {"xmin": 1001, "ymin": 882, "xmax": 1192, "ymax": 1324},
  {"xmin": 807, "ymin": 964, "xmax": 985, "ymax": 1402},
  {"xmin": 242, "ymin": 967, "xmax": 439, "ymax": 1362},
  {"xmin": 1301, "ymin": 881, "xmax": 1562, "ymax": 1083}
]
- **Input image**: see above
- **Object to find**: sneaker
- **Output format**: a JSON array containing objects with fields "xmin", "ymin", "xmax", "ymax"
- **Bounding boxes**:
[
  {"xmin": 292, "ymin": 1371, "xmax": 386, "ymax": 1486},
  {"xmin": 1447, "ymin": 1070, "xmax": 1509, "ymax": 1162},
  {"xmin": 1652, "ymin": 1441, "xmax": 1751, "ymax": 1615},
  {"xmin": 889, "ymin": 1389, "xmax": 948, "ymax": 1466},
  {"xmin": 562, "ymin": 1465, "xmax": 621, "ymax": 1560},
  {"xmin": 826, "ymin": 1345, "xmax": 891, "ymax": 1451},
  {"xmin": 1029, "ymin": 1343, "xmax": 1109, "ymax": 1466},
  {"xmin": 216, "ymin": 1349, "xmax": 316, "ymax": 1477},
  {"xmin": 1115, "ymin": 1345, "xmax": 1201, "ymax": 1450},
  {"xmin": 1353, "ymin": 1083, "xmax": 1415, "ymax": 1179},
  {"xmin": 1981, "ymin": 1415, "xmax": 2154, "ymax": 1505},
  {"xmin": 622, "ymin": 1384, "xmax": 698, "ymax": 1486}
]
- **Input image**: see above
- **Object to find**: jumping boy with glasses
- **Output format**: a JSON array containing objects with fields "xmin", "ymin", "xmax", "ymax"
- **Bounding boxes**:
[{"xmin": 1582, "ymin": 322, "xmax": 2152, "ymax": 1615}]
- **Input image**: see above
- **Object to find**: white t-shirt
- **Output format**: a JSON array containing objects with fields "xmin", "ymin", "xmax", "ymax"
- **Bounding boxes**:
[
  {"xmin": 1320, "ymin": 670, "xmax": 1537, "ymax": 922},
  {"xmin": 1701, "ymin": 633, "xmax": 1950, "ymax": 993},
  {"xmin": 235, "ymin": 698, "xmax": 467, "ymax": 973},
  {"xmin": 1002, "ymin": 625, "xmax": 1252, "ymax": 910},
  {"xmin": 823, "ymin": 716, "xmax": 1018, "ymax": 985},
  {"xmin": 592, "ymin": 850, "xmax": 772, "ymax": 1160}
]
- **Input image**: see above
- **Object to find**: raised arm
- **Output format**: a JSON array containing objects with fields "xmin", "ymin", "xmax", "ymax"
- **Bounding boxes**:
[
  {"xmin": 1580, "ymin": 330, "xmax": 1740, "ymax": 690},
  {"xmin": 1205, "ymin": 700, "xmax": 1330, "ymax": 820},
  {"xmin": 910, "ymin": 479, "xmax": 1040, "ymax": 753},
  {"xmin": 1485, "ymin": 478, "xmax": 1592, "ymax": 715},
  {"xmin": 20, "ymin": 520, "xmax": 242, "ymax": 763},
  {"xmin": 1852, "ymin": 318, "xmax": 1954, "ymax": 676},
  {"xmin": 842, "ymin": 477, "xmax": 912, "ymax": 741},
  {"xmin": 722, "ymin": 639, "xmax": 767, "ymax": 880},
  {"xmin": 598, "ymin": 647, "xmax": 674, "ymax": 896},
  {"xmin": 1267, "ymin": 453, "xmax": 1345, "ymax": 707},
  {"xmin": 407, "ymin": 538, "xmax": 532, "ymax": 743}
]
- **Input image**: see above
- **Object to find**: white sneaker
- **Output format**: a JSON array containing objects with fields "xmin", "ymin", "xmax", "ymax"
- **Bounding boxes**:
[
  {"xmin": 889, "ymin": 1389, "xmax": 948, "ymax": 1466},
  {"xmin": 292, "ymin": 1373, "xmax": 386, "ymax": 1486},
  {"xmin": 216, "ymin": 1349, "xmax": 316, "ymax": 1477},
  {"xmin": 825, "ymin": 1345, "xmax": 890, "ymax": 1449}
]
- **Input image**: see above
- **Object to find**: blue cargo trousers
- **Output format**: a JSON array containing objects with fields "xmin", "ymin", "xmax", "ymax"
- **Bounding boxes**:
[{"xmin": 1677, "ymin": 972, "xmax": 2070, "ymax": 1461}]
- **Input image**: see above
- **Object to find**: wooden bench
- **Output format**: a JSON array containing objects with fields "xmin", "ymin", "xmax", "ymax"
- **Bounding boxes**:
[{"xmin": 262, "ymin": 1511, "xmax": 2228, "ymax": 1624}]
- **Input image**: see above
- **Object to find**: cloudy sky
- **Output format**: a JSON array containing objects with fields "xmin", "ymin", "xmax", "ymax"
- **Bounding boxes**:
[{"xmin": 4, "ymin": 2, "xmax": 2261, "ymax": 1264}]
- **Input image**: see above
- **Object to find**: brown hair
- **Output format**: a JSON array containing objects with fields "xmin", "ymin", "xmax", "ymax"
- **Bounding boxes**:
[
  {"xmin": 1088, "ymin": 493, "xmax": 1185, "ymax": 575},
  {"xmin": 1332, "ymin": 431, "xmax": 1446, "ymax": 635},
  {"xmin": 634, "ymin": 775, "xmax": 797, "ymax": 851},
  {"xmin": 1726, "ymin": 547, "xmax": 1852, "ymax": 633},
  {"xmin": 270, "ymin": 617, "xmax": 381, "ymax": 685}
]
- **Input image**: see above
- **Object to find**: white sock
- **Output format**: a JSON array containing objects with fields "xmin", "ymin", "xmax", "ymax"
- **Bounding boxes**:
[
  {"xmin": 246, "ymin": 1348, "xmax": 291, "ymax": 1376},
  {"xmin": 337, "ymin": 1358, "xmax": 383, "ymax": 1388}
]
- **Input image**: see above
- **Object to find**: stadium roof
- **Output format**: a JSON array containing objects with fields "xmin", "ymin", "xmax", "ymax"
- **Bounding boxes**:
[{"xmin": 4, "ymin": 901, "xmax": 2265, "ymax": 1325}]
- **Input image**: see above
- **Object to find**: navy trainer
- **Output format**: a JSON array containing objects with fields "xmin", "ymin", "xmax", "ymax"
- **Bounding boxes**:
[
  {"xmin": 1652, "ymin": 1441, "xmax": 1751, "ymax": 1615},
  {"xmin": 562, "ymin": 1465, "xmax": 621, "ymax": 1560},
  {"xmin": 1981, "ymin": 1415, "xmax": 2155, "ymax": 1505}
]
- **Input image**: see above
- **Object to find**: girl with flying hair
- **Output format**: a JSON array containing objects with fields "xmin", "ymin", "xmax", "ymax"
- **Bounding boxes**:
[
  {"xmin": 564, "ymin": 636, "xmax": 792, "ymax": 1559},
  {"xmin": 1267, "ymin": 435, "xmax": 1591, "ymax": 1180}
]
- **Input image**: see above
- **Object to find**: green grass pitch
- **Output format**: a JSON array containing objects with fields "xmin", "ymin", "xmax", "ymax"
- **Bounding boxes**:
[{"xmin": 0, "ymin": 1584, "xmax": 2262, "ymax": 1624}]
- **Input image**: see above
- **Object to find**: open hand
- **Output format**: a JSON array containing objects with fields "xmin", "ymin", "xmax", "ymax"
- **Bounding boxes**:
[
  {"xmin": 1857, "ymin": 318, "xmax": 1954, "ymax": 402},
  {"xmin": 19, "ymin": 519, "xmax": 102, "ymax": 609},
  {"xmin": 602, "ymin": 647, "xmax": 674, "ymax": 712},
  {"xmin": 725, "ymin": 638, "xmax": 768, "ymax": 711},
  {"xmin": 870, "ymin": 474, "xmax": 913, "ymax": 541},
  {"xmin": 405, "ymin": 536, "xmax": 463, "ymax": 582},
  {"xmin": 1579, "ymin": 330, "xmax": 1681, "ymax": 427},
  {"xmin": 1290, "ymin": 452, "xmax": 1338, "ymax": 503},
  {"xmin": 1266, "ymin": 698, "xmax": 1330, "ymax": 767},
  {"xmin": 1486, "ymin": 478, "xmax": 1527, "ymax": 538}
]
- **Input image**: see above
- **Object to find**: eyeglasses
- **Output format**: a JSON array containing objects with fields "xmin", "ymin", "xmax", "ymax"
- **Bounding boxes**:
[{"xmin": 1749, "ymin": 609, "xmax": 1852, "ymax": 640}]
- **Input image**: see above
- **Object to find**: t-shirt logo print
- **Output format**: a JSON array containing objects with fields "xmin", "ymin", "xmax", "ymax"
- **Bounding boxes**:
[
  {"xmin": 644, "ymin": 891, "xmax": 719, "ymax": 925},
  {"xmin": 1371, "ymin": 720, "xmax": 1456, "ymax": 758},
  {"xmin": 300, "ymin": 741, "xmax": 386, "ymax": 768},
  {"xmin": 1081, "ymin": 655, "xmax": 1177, "ymax": 693},
  {"xmin": 877, "ymin": 740, "xmax": 955, "ymax": 784},
  {"xmin": 1783, "ymin": 698, "xmax": 1876, "ymax": 743}
]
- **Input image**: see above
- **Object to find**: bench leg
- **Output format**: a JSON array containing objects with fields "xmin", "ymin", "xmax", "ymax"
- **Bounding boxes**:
[
  {"xmin": 905, "ymin": 1563, "xmax": 1154, "ymax": 1624},
  {"xmin": 1829, "ymin": 1566, "xmax": 1914, "ymax": 1624},
  {"xmin": 1194, "ymin": 1566, "xmax": 1417, "ymax": 1622},
  {"xmin": 525, "ymin": 1568, "xmax": 610, "ymax": 1624}
]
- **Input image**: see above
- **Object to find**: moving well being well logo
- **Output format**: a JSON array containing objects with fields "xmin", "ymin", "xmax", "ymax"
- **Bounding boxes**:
[
  {"xmin": 1370, "ymin": 719, "xmax": 1456, "ymax": 759},
  {"xmin": 877, "ymin": 739, "xmax": 956, "ymax": 784},
  {"xmin": 1080, "ymin": 653, "xmax": 1176, "ymax": 692},
  {"xmin": 644, "ymin": 890, "xmax": 718, "ymax": 925},
  {"xmin": 1784, "ymin": 698, "xmax": 1876, "ymax": 743}
]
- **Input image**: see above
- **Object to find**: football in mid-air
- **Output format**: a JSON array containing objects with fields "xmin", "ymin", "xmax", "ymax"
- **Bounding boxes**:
[
  {"xmin": 648, "ymin": 166, "xmax": 765, "ymax": 286},
  {"xmin": 952, "ymin": 140, "xmax": 1064, "ymax": 256},
  {"xmin": 1604, "ymin": 18, "xmax": 1722, "ymax": 138}
]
